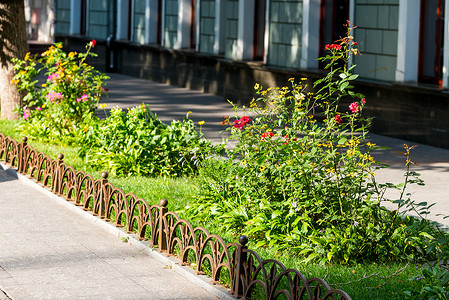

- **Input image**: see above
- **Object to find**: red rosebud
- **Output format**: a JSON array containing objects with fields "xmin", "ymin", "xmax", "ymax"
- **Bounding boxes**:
[
  {"xmin": 335, "ymin": 115, "xmax": 342, "ymax": 125},
  {"xmin": 90, "ymin": 39, "xmax": 97, "ymax": 47}
]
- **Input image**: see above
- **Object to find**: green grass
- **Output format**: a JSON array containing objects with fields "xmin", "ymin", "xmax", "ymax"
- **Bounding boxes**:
[{"xmin": 0, "ymin": 119, "xmax": 424, "ymax": 299}]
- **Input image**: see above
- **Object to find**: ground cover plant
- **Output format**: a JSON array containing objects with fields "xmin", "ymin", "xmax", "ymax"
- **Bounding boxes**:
[
  {"xmin": 78, "ymin": 104, "xmax": 211, "ymax": 177},
  {"xmin": 3, "ymin": 21, "xmax": 448, "ymax": 299}
]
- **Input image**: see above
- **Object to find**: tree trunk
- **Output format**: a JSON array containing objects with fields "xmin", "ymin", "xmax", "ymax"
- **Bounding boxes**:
[{"xmin": 0, "ymin": 1, "xmax": 28, "ymax": 120}]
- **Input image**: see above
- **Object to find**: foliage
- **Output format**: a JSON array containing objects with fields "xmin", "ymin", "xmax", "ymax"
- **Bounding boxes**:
[
  {"xmin": 78, "ymin": 104, "xmax": 211, "ymax": 177},
  {"xmin": 10, "ymin": 40, "xmax": 109, "ymax": 145},
  {"xmin": 404, "ymin": 264, "xmax": 449, "ymax": 299},
  {"xmin": 185, "ymin": 22, "xmax": 436, "ymax": 264}
]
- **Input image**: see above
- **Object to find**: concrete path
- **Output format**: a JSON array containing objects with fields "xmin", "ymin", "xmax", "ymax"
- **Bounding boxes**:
[
  {"xmin": 0, "ymin": 165, "xmax": 224, "ymax": 300},
  {"xmin": 105, "ymin": 73, "xmax": 449, "ymax": 227}
]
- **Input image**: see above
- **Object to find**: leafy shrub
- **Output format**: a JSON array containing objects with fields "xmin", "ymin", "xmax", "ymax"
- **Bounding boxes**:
[
  {"xmin": 78, "ymin": 104, "xmax": 211, "ymax": 177},
  {"xmin": 185, "ymin": 22, "xmax": 436, "ymax": 264},
  {"xmin": 11, "ymin": 40, "xmax": 108, "ymax": 145}
]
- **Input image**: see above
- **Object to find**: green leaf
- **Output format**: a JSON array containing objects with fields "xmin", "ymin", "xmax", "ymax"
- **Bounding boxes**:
[{"xmin": 339, "ymin": 81, "xmax": 349, "ymax": 91}]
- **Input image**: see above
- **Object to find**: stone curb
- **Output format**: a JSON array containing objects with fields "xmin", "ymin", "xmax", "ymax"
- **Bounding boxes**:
[{"xmin": 0, "ymin": 162, "xmax": 235, "ymax": 300}]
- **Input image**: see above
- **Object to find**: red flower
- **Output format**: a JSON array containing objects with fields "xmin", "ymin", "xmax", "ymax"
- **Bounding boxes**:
[
  {"xmin": 349, "ymin": 102, "xmax": 359, "ymax": 113},
  {"xmin": 361, "ymin": 98, "xmax": 366, "ymax": 105},
  {"xmin": 233, "ymin": 116, "xmax": 251, "ymax": 130},
  {"xmin": 240, "ymin": 116, "xmax": 251, "ymax": 125},
  {"xmin": 282, "ymin": 134, "xmax": 297, "ymax": 144},
  {"xmin": 261, "ymin": 131, "xmax": 274, "ymax": 141},
  {"xmin": 335, "ymin": 115, "xmax": 342, "ymax": 125},
  {"xmin": 90, "ymin": 39, "xmax": 97, "ymax": 47},
  {"xmin": 324, "ymin": 44, "xmax": 342, "ymax": 51}
]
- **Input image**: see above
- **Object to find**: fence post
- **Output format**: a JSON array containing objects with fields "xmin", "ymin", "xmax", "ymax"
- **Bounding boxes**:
[
  {"xmin": 18, "ymin": 137, "xmax": 27, "ymax": 174},
  {"xmin": 100, "ymin": 171, "xmax": 108, "ymax": 218},
  {"xmin": 53, "ymin": 153, "xmax": 64, "ymax": 195},
  {"xmin": 158, "ymin": 198, "xmax": 168, "ymax": 252},
  {"xmin": 231, "ymin": 235, "xmax": 248, "ymax": 298}
]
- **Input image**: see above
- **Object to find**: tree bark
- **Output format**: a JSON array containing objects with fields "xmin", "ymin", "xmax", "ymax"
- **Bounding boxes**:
[{"xmin": 0, "ymin": 1, "xmax": 28, "ymax": 120}]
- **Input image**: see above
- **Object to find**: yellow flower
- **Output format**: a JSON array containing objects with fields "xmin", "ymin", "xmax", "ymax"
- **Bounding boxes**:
[
  {"xmin": 24, "ymin": 52, "xmax": 30, "ymax": 61},
  {"xmin": 56, "ymin": 44, "xmax": 63, "ymax": 49},
  {"xmin": 20, "ymin": 70, "xmax": 26, "ymax": 75},
  {"xmin": 68, "ymin": 52, "xmax": 77, "ymax": 58},
  {"xmin": 99, "ymin": 104, "xmax": 107, "ymax": 109},
  {"xmin": 41, "ymin": 83, "xmax": 47, "ymax": 87},
  {"xmin": 346, "ymin": 149, "xmax": 356, "ymax": 157},
  {"xmin": 42, "ymin": 104, "xmax": 46, "ymax": 108},
  {"xmin": 259, "ymin": 166, "xmax": 266, "ymax": 172},
  {"xmin": 198, "ymin": 121, "xmax": 205, "ymax": 126},
  {"xmin": 187, "ymin": 111, "xmax": 192, "ymax": 114},
  {"xmin": 254, "ymin": 83, "xmax": 260, "ymax": 90},
  {"xmin": 288, "ymin": 77, "xmax": 295, "ymax": 82},
  {"xmin": 301, "ymin": 78, "xmax": 307, "ymax": 81}
]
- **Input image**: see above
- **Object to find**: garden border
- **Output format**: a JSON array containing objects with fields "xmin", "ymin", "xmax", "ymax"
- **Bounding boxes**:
[{"xmin": 0, "ymin": 133, "xmax": 351, "ymax": 300}]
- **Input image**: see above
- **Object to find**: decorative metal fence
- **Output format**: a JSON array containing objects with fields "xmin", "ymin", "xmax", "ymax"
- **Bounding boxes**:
[{"xmin": 0, "ymin": 133, "xmax": 351, "ymax": 300}]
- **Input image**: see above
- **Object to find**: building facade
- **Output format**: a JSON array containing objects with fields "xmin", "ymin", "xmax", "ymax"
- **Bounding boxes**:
[{"xmin": 53, "ymin": 0, "xmax": 449, "ymax": 148}]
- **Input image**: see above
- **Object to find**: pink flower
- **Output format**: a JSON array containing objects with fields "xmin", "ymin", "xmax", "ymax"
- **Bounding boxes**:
[
  {"xmin": 349, "ymin": 102, "xmax": 359, "ymax": 113},
  {"xmin": 261, "ymin": 131, "xmax": 274, "ymax": 141},
  {"xmin": 47, "ymin": 73, "xmax": 59, "ymax": 83},
  {"xmin": 76, "ymin": 94, "xmax": 89, "ymax": 102},
  {"xmin": 45, "ymin": 92, "xmax": 64, "ymax": 104},
  {"xmin": 335, "ymin": 115, "xmax": 342, "ymax": 125},
  {"xmin": 233, "ymin": 116, "xmax": 251, "ymax": 130},
  {"xmin": 90, "ymin": 39, "xmax": 96, "ymax": 47},
  {"xmin": 23, "ymin": 108, "xmax": 31, "ymax": 120},
  {"xmin": 34, "ymin": 107, "xmax": 42, "ymax": 111},
  {"xmin": 361, "ymin": 98, "xmax": 366, "ymax": 105}
]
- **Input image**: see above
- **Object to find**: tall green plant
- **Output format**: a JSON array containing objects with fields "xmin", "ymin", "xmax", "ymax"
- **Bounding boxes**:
[
  {"xmin": 11, "ymin": 40, "xmax": 109, "ymax": 145},
  {"xmin": 185, "ymin": 22, "xmax": 433, "ymax": 264}
]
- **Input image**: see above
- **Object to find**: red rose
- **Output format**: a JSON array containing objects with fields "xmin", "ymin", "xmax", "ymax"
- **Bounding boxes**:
[{"xmin": 335, "ymin": 115, "xmax": 342, "ymax": 125}]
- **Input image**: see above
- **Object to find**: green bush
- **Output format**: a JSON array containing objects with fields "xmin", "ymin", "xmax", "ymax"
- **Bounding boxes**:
[
  {"xmin": 11, "ymin": 40, "xmax": 108, "ymax": 145},
  {"xmin": 185, "ymin": 22, "xmax": 437, "ymax": 264},
  {"xmin": 78, "ymin": 104, "xmax": 211, "ymax": 177}
]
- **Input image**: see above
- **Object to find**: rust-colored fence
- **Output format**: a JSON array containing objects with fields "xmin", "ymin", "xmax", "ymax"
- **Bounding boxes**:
[{"xmin": 0, "ymin": 134, "xmax": 351, "ymax": 300}]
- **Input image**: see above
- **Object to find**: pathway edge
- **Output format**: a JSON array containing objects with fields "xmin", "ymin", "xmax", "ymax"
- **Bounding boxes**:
[{"xmin": 0, "ymin": 162, "xmax": 235, "ymax": 300}]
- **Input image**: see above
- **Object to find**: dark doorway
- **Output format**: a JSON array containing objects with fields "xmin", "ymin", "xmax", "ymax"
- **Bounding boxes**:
[
  {"xmin": 253, "ymin": 0, "xmax": 266, "ymax": 61},
  {"xmin": 419, "ymin": 0, "xmax": 445, "ymax": 86},
  {"xmin": 319, "ymin": 0, "xmax": 349, "ymax": 68}
]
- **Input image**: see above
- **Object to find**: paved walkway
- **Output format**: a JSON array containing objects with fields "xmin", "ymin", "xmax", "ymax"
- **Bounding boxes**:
[
  {"xmin": 105, "ymin": 73, "xmax": 449, "ymax": 226},
  {"xmin": 0, "ymin": 165, "xmax": 225, "ymax": 300}
]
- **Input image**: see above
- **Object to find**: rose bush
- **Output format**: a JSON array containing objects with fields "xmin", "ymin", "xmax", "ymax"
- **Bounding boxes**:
[{"xmin": 185, "ymin": 22, "xmax": 438, "ymax": 264}]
